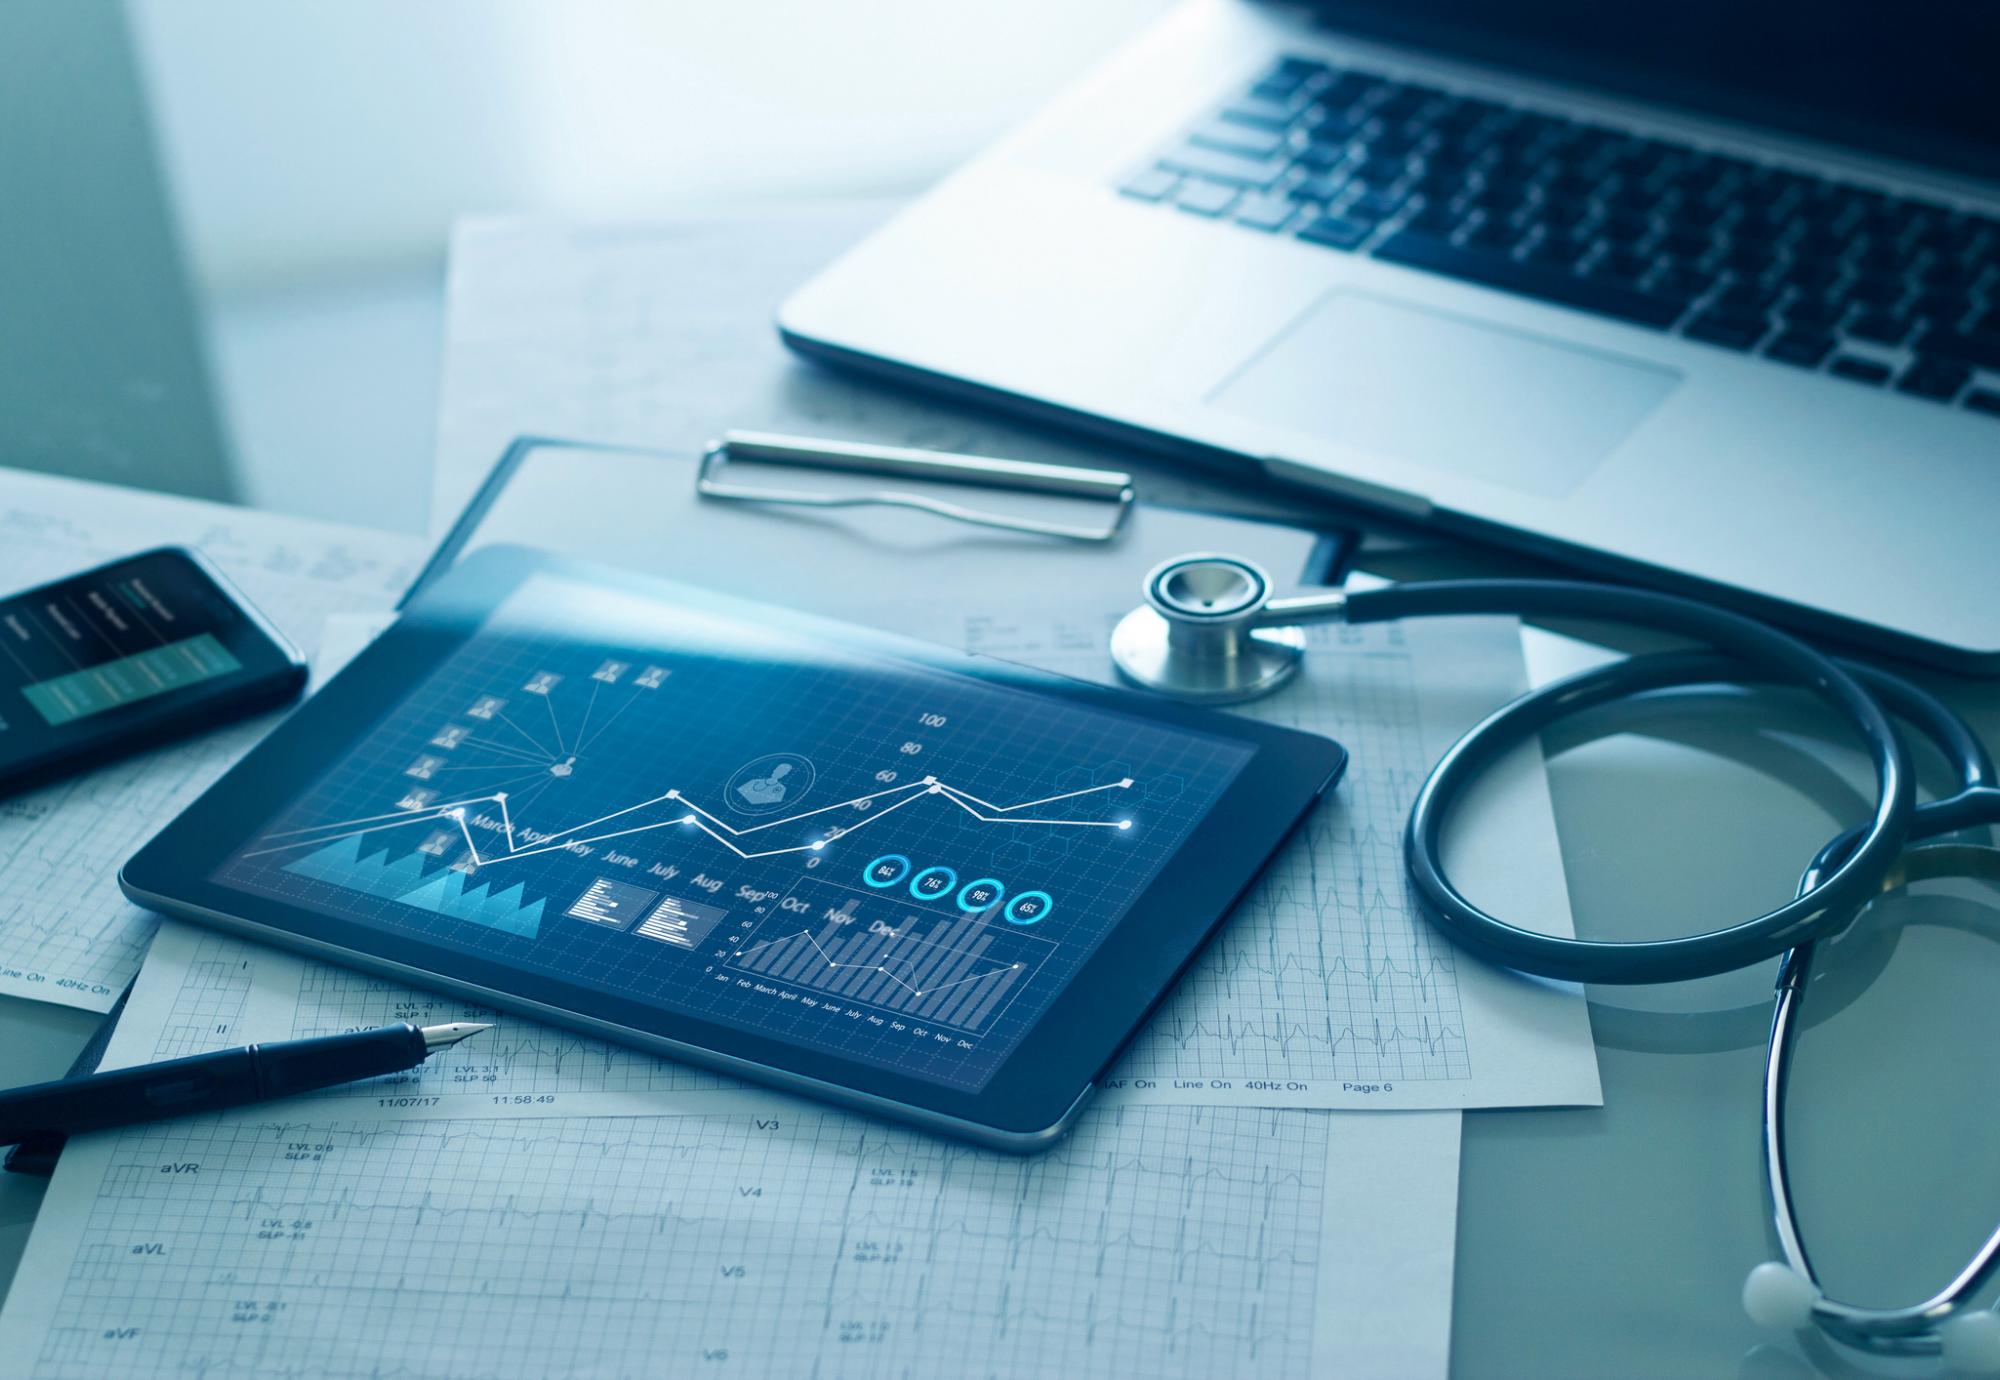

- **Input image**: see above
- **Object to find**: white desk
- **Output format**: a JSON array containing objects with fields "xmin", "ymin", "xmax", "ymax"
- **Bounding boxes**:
[{"xmin": 3, "ymin": 207, "xmax": 1997, "ymax": 1376}]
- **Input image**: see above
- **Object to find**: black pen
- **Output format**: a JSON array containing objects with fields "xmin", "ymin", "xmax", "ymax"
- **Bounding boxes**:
[{"xmin": 0, "ymin": 1022, "xmax": 492, "ymax": 1146}]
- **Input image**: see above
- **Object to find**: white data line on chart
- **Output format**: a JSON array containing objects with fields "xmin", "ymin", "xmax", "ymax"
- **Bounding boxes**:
[{"xmin": 243, "ymin": 775, "xmax": 1137, "ymax": 867}]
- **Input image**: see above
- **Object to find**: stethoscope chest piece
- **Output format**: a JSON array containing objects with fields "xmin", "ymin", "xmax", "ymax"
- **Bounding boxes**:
[{"xmin": 1111, "ymin": 554, "xmax": 1310, "ymax": 704}]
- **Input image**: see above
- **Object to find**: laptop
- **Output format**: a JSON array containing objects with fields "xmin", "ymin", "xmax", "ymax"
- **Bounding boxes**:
[{"xmin": 778, "ymin": 0, "xmax": 2000, "ymax": 672}]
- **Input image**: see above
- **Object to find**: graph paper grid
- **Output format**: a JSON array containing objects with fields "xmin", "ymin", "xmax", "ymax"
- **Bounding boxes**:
[{"xmin": 14, "ymin": 1106, "xmax": 1356, "ymax": 1380}]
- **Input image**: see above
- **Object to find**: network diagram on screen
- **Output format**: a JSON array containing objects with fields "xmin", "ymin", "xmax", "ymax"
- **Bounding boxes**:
[{"xmin": 215, "ymin": 578, "xmax": 1249, "ymax": 1091}]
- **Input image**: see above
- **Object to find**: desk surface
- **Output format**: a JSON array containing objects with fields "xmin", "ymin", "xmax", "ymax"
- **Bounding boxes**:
[{"xmin": 4, "ymin": 209, "xmax": 1997, "ymax": 1377}]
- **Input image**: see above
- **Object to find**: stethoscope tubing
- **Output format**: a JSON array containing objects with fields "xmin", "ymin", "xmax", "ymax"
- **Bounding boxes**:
[{"xmin": 1346, "ymin": 580, "xmax": 1917, "ymax": 984}]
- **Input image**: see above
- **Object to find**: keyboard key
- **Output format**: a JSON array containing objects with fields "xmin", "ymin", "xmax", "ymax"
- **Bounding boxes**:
[
  {"xmin": 1175, "ymin": 180, "xmax": 1240, "ymax": 217},
  {"xmin": 1294, "ymin": 142, "xmax": 1348, "ymax": 174},
  {"xmin": 1348, "ymin": 186, "xmax": 1407, "ymax": 220},
  {"xmin": 1118, "ymin": 168, "xmax": 1179, "ymax": 203},
  {"xmin": 1588, "ymin": 248, "xmax": 1653, "ymax": 285},
  {"xmin": 1715, "ymin": 282, "xmax": 1783, "ymax": 317},
  {"xmin": 1781, "ymin": 296, "xmax": 1846, "ymax": 333},
  {"xmin": 1828, "ymin": 355, "xmax": 1892, "ymax": 385},
  {"xmin": 1373, "ymin": 230, "xmax": 1690, "ymax": 328},
  {"xmin": 1258, "ymin": 56, "xmax": 1329, "ymax": 99},
  {"xmin": 1289, "ymin": 173, "xmax": 1350, "ymax": 204},
  {"xmin": 1915, "ymin": 327, "xmax": 2000, "ymax": 371},
  {"xmin": 1911, "ymin": 292, "xmax": 1973, "ymax": 328},
  {"xmin": 1646, "ymin": 266, "xmax": 1712, "ymax": 301},
  {"xmin": 1844, "ymin": 311, "xmax": 1909, "ymax": 345},
  {"xmin": 1218, "ymin": 98, "xmax": 1297, "ymax": 132},
  {"xmin": 1683, "ymin": 312, "xmax": 1770, "ymax": 351},
  {"xmin": 1234, "ymin": 193, "xmax": 1299, "ymax": 232},
  {"xmin": 1156, "ymin": 144, "xmax": 1286, "ymax": 190},
  {"xmin": 1965, "ymin": 388, "xmax": 2000, "ymax": 418},
  {"xmin": 1188, "ymin": 119, "xmax": 1287, "ymax": 160},
  {"xmin": 1896, "ymin": 357, "xmax": 1972, "ymax": 401},
  {"xmin": 1523, "ymin": 237, "xmax": 1585, "ymax": 271},
  {"xmin": 1297, "ymin": 214, "xmax": 1375, "ymax": 250},
  {"xmin": 1843, "ymin": 274, "xmax": 1902, "ymax": 308},
  {"xmin": 1764, "ymin": 332, "xmax": 1834, "ymax": 368},
  {"xmin": 1464, "ymin": 216, "xmax": 1522, "ymax": 252},
  {"xmin": 1405, "ymin": 202, "xmax": 1462, "ymax": 236}
]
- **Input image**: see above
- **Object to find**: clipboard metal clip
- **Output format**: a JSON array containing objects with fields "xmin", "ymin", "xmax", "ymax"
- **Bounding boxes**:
[{"xmin": 697, "ymin": 430, "xmax": 1136, "ymax": 543}]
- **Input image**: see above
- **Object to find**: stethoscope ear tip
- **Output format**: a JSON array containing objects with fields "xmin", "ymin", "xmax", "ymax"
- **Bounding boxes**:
[
  {"xmin": 1941, "ymin": 1310, "xmax": 2000, "ymax": 1374},
  {"xmin": 1743, "ymin": 1262, "xmax": 1820, "ymax": 1333},
  {"xmin": 1741, "ymin": 1262, "xmax": 2000, "ymax": 1371}
]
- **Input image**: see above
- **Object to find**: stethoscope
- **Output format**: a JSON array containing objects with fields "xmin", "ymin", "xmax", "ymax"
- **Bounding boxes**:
[{"xmin": 1112, "ymin": 552, "xmax": 2000, "ymax": 1367}]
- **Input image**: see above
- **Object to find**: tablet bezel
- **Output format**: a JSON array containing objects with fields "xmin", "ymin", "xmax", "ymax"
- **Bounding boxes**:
[{"xmin": 122, "ymin": 546, "xmax": 1345, "ymax": 1150}]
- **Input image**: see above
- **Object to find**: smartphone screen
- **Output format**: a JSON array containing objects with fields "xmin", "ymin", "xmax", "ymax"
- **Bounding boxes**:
[{"xmin": 0, "ymin": 548, "xmax": 305, "ymax": 787}]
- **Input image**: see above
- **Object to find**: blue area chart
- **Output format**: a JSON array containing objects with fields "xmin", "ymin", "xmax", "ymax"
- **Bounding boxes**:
[
  {"xmin": 213, "ymin": 580, "xmax": 1249, "ymax": 1091},
  {"xmin": 283, "ymin": 834, "xmax": 546, "ymax": 940}
]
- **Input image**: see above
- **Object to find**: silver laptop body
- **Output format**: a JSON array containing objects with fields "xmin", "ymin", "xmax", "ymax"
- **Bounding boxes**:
[{"xmin": 780, "ymin": 0, "xmax": 2000, "ymax": 671}]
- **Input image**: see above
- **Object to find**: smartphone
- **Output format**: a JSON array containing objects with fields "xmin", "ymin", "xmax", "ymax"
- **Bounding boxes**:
[{"xmin": 0, "ymin": 547, "xmax": 307, "ymax": 798}]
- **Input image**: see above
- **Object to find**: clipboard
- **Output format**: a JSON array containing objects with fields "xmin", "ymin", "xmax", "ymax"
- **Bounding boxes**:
[{"xmin": 408, "ymin": 436, "xmax": 1356, "ymax": 627}]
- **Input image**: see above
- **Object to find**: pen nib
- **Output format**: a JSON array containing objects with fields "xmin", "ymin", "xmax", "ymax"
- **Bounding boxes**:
[{"xmin": 420, "ymin": 1021, "xmax": 495, "ymax": 1051}]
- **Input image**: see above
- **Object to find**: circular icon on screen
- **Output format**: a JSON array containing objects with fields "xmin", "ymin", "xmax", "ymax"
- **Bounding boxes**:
[
  {"xmin": 909, "ymin": 866, "xmax": 958, "ymax": 901},
  {"xmin": 725, "ymin": 753, "xmax": 816, "ymax": 815},
  {"xmin": 956, "ymin": 878, "xmax": 1006, "ymax": 913},
  {"xmin": 1005, "ymin": 891, "xmax": 1053, "ymax": 925},
  {"xmin": 863, "ymin": 855, "xmax": 912, "ymax": 888}
]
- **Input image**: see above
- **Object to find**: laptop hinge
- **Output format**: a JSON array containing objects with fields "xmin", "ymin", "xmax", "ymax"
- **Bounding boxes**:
[{"xmin": 1260, "ymin": 455, "xmax": 1435, "ymax": 522}]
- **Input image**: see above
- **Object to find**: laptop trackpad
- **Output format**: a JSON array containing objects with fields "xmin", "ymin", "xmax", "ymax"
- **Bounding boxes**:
[{"xmin": 1207, "ymin": 290, "xmax": 1681, "ymax": 498}]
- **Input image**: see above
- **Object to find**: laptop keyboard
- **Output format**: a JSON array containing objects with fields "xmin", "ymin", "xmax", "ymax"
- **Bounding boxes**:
[{"xmin": 1120, "ymin": 55, "xmax": 2000, "ymax": 420}]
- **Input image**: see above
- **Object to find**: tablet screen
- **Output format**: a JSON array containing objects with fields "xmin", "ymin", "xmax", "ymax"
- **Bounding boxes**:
[{"xmin": 211, "ymin": 574, "xmax": 1253, "ymax": 1092}]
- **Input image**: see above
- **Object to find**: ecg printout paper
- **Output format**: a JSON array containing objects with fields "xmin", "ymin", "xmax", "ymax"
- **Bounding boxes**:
[
  {"xmin": 0, "ymin": 1103, "xmax": 1458, "ymax": 1380},
  {"xmin": 871, "ymin": 597, "xmax": 1603, "ymax": 1111},
  {"xmin": 0, "ymin": 472, "xmax": 420, "ymax": 1011}
]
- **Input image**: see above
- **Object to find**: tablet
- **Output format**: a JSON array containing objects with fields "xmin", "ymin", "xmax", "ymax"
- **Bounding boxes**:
[{"xmin": 124, "ymin": 547, "xmax": 1345, "ymax": 1150}]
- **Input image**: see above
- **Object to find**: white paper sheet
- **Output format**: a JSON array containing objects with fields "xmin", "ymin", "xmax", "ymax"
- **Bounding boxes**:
[
  {"xmin": 0, "ymin": 471, "xmax": 421, "ymax": 1010},
  {"xmin": 0, "ymin": 1100, "xmax": 1458, "ymax": 1380}
]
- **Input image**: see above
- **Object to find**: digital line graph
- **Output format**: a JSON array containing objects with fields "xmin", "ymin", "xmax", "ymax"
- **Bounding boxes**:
[{"xmin": 245, "ymin": 772, "xmax": 1137, "ymax": 871}]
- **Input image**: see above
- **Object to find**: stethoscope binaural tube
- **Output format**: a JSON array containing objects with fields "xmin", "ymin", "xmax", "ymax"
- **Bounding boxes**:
[{"xmin": 1749, "ymin": 842, "xmax": 2000, "ymax": 1369}]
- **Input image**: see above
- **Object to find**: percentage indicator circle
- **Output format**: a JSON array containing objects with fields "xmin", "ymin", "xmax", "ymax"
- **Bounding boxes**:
[
  {"xmin": 909, "ymin": 866, "xmax": 958, "ymax": 901},
  {"xmin": 863, "ymin": 855, "xmax": 912, "ymax": 888}
]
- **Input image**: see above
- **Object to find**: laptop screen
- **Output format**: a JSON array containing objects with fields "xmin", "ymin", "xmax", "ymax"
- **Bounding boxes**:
[{"xmin": 1313, "ymin": 0, "xmax": 2000, "ymax": 182}]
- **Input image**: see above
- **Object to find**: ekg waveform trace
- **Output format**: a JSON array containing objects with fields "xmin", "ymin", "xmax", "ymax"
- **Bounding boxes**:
[{"xmin": 27, "ymin": 1106, "xmax": 1333, "ymax": 1379}]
